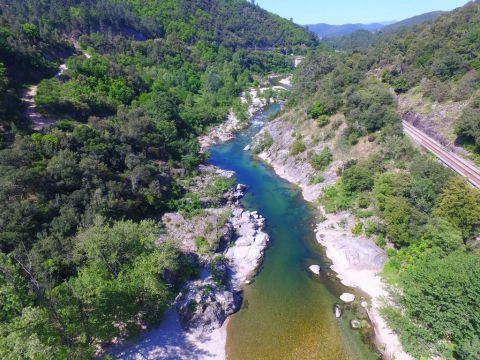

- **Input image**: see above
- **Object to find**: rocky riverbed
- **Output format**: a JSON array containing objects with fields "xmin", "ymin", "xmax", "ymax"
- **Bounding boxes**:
[
  {"xmin": 113, "ymin": 165, "xmax": 270, "ymax": 359},
  {"xmin": 199, "ymin": 77, "xmax": 291, "ymax": 152}
]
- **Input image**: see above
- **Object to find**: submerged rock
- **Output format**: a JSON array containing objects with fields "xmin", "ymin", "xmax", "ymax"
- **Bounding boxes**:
[
  {"xmin": 350, "ymin": 319, "xmax": 361, "ymax": 329},
  {"xmin": 308, "ymin": 265, "xmax": 321, "ymax": 275},
  {"xmin": 334, "ymin": 304, "xmax": 342, "ymax": 318},
  {"xmin": 340, "ymin": 293, "xmax": 355, "ymax": 303}
]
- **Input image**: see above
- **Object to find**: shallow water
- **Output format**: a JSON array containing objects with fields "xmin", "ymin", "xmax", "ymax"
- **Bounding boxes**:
[{"xmin": 208, "ymin": 105, "xmax": 378, "ymax": 360}]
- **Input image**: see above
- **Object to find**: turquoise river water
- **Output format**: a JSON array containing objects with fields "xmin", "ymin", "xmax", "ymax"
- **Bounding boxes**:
[{"xmin": 208, "ymin": 104, "xmax": 379, "ymax": 360}]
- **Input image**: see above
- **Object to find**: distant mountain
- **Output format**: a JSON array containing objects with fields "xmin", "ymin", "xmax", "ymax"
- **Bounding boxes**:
[
  {"xmin": 307, "ymin": 10, "xmax": 446, "ymax": 39},
  {"xmin": 381, "ymin": 11, "xmax": 445, "ymax": 31},
  {"xmin": 305, "ymin": 22, "xmax": 391, "ymax": 38}
]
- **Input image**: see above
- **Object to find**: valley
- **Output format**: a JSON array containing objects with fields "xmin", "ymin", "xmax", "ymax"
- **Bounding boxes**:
[{"xmin": 0, "ymin": 1, "xmax": 479, "ymax": 360}]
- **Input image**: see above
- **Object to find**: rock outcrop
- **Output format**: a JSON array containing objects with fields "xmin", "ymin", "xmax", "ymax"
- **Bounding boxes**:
[{"xmin": 158, "ymin": 166, "xmax": 269, "ymax": 333}]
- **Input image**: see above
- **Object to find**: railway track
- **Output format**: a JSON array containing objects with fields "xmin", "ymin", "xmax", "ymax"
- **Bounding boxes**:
[{"xmin": 402, "ymin": 120, "xmax": 480, "ymax": 188}]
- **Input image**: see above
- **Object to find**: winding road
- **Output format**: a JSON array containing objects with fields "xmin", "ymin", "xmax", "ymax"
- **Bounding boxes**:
[{"xmin": 403, "ymin": 120, "xmax": 480, "ymax": 188}]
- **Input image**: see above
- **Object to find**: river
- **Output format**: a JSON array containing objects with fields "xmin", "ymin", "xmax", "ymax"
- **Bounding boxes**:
[{"xmin": 208, "ymin": 104, "xmax": 379, "ymax": 360}]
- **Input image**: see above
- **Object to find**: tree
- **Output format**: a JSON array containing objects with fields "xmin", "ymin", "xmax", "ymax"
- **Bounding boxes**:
[
  {"xmin": 419, "ymin": 218, "xmax": 464, "ymax": 254},
  {"xmin": 433, "ymin": 177, "xmax": 480, "ymax": 240},
  {"xmin": 342, "ymin": 163, "xmax": 375, "ymax": 193},
  {"xmin": 399, "ymin": 252, "xmax": 480, "ymax": 353},
  {"xmin": 384, "ymin": 196, "xmax": 424, "ymax": 247}
]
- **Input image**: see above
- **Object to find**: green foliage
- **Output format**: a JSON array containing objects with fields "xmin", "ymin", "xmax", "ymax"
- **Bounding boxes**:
[
  {"xmin": 309, "ymin": 147, "xmax": 333, "ymax": 171},
  {"xmin": 351, "ymin": 222, "xmax": 363, "ymax": 236},
  {"xmin": 382, "ymin": 70, "xmax": 409, "ymax": 94},
  {"xmin": 316, "ymin": 115, "xmax": 330, "ymax": 127},
  {"xmin": 252, "ymin": 131, "xmax": 274, "ymax": 154},
  {"xmin": 455, "ymin": 95, "xmax": 480, "ymax": 152},
  {"xmin": 373, "ymin": 172, "xmax": 412, "ymax": 211},
  {"xmin": 309, "ymin": 174, "xmax": 325, "ymax": 185},
  {"xmin": 206, "ymin": 177, "xmax": 235, "ymax": 203},
  {"xmin": 195, "ymin": 236, "xmax": 209, "ymax": 252},
  {"xmin": 394, "ymin": 252, "xmax": 480, "ymax": 358},
  {"xmin": 383, "ymin": 196, "xmax": 424, "ymax": 247},
  {"xmin": 0, "ymin": 0, "xmax": 317, "ymax": 355},
  {"xmin": 344, "ymin": 80, "xmax": 401, "ymax": 142},
  {"xmin": 433, "ymin": 177, "xmax": 480, "ymax": 239},
  {"xmin": 289, "ymin": 139, "xmax": 306, "ymax": 156},
  {"xmin": 342, "ymin": 162, "xmax": 375, "ymax": 193},
  {"xmin": 320, "ymin": 182, "xmax": 354, "ymax": 213},
  {"xmin": 307, "ymin": 100, "xmax": 328, "ymax": 119}
]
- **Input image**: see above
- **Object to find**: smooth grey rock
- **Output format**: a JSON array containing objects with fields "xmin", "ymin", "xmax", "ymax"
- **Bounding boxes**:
[
  {"xmin": 340, "ymin": 293, "xmax": 355, "ymax": 303},
  {"xmin": 309, "ymin": 265, "xmax": 321, "ymax": 275},
  {"xmin": 335, "ymin": 304, "xmax": 342, "ymax": 318}
]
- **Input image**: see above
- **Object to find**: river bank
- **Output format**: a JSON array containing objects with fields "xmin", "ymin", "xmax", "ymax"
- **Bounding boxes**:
[{"xmin": 253, "ymin": 115, "xmax": 411, "ymax": 360}]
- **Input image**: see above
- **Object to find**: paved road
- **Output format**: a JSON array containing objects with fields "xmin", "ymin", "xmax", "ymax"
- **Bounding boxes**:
[{"xmin": 403, "ymin": 120, "xmax": 480, "ymax": 188}]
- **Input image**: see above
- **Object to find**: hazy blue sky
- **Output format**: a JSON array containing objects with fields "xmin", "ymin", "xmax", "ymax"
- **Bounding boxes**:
[{"xmin": 254, "ymin": 0, "xmax": 469, "ymax": 25}]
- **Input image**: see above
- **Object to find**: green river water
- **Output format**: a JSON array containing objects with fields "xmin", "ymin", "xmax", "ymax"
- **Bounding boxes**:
[{"xmin": 208, "ymin": 104, "xmax": 379, "ymax": 360}]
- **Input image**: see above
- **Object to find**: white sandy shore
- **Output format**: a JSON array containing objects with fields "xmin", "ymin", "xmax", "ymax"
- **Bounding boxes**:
[
  {"xmin": 257, "ymin": 154, "xmax": 411, "ymax": 360},
  {"xmin": 316, "ymin": 213, "xmax": 411, "ymax": 360},
  {"xmin": 113, "ymin": 309, "xmax": 228, "ymax": 360}
]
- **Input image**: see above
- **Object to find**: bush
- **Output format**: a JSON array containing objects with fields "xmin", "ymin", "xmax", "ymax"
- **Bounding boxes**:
[
  {"xmin": 432, "ymin": 177, "xmax": 480, "ymax": 240},
  {"xmin": 316, "ymin": 115, "xmax": 330, "ymax": 127},
  {"xmin": 351, "ymin": 222, "xmax": 363, "ymax": 236},
  {"xmin": 289, "ymin": 139, "xmax": 306, "ymax": 156},
  {"xmin": 356, "ymin": 193, "xmax": 370, "ymax": 208},
  {"xmin": 383, "ymin": 196, "xmax": 424, "ymax": 247},
  {"xmin": 395, "ymin": 252, "xmax": 480, "ymax": 358},
  {"xmin": 309, "ymin": 174, "xmax": 325, "ymax": 184},
  {"xmin": 365, "ymin": 220, "xmax": 382, "ymax": 236},
  {"xmin": 252, "ymin": 131, "xmax": 273, "ymax": 154},
  {"xmin": 307, "ymin": 100, "xmax": 328, "ymax": 119},
  {"xmin": 309, "ymin": 147, "xmax": 333, "ymax": 171},
  {"xmin": 320, "ymin": 182, "xmax": 354, "ymax": 213}
]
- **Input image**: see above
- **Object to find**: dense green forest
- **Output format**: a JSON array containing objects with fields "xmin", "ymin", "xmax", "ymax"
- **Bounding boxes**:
[
  {"xmin": 289, "ymin": 1, "xmax": 480, "ymax": 358},
  {"xmin": 0, "ymin": 0, "xmax": 315, "ymax": 357}
]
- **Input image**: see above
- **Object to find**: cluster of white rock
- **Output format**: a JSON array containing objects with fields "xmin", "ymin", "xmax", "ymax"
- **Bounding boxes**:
[{"xmin": 226, "ymin": 208, "xmax": 269, "ymax": 289}]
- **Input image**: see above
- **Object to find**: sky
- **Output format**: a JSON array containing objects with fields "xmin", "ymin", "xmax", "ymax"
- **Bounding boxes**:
[{"xmin": 254, "ymin": 0, "xmax": 469, "ymax": 25}]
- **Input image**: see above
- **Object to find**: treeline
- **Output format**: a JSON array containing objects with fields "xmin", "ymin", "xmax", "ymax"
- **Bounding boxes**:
[{"xmin": 0, "ymin": 0, "xmax": 315, "ymax": 357}]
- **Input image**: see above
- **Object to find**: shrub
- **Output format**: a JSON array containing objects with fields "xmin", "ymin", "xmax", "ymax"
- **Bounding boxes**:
[
  {"xmin": 356, "ymin": 193, "xmax": 370, "ymax": 208},
  {"xmin": 307, "ymin": 100, "xmax": 328, "ymax": 119},
  {"xmin": 252, "ymin": 131, "xmax": 274, "ymax": 154},
  {"xmin": 365, "ymin": 220, "xmax": 382, "ymax": 236},
  {"xmin": 309, "ymin": 147, "xmax": 333, "ymax": 171},
  {"xmin": 309, "ymin": 174, "xmax": 325, "ymax": 184},
  {"xmin": 195, "ymin": 236, "xmax": 209, "ymax": 252},
  {"xmin": 316, "ymin": 115, "xmax": 330, "ymax": 127},
  {"xmin": 289, "ymin": 139, "xmax": 306, "ymax": 156},
  {"xmin": 351, "ymin": 223, "xmax": 363, "ymax": 236},
  {"xmin": 320, "ymin": 182, "xmax": 354, "ymax": 213}
]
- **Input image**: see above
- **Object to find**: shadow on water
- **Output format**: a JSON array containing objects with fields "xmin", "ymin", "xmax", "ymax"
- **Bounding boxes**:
[{"xmin": 208, "ymin": 104, "xmax": 379, "ymax": 360}]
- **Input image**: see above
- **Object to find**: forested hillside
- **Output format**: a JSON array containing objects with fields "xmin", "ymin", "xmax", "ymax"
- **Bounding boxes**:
[
  {"xmin": 285, "ymin": 1, "xmax": 480, "ymax": 358},
  {"xmin": 0, "ymin": 1, "xmax": 314, "ymax": 358}
]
